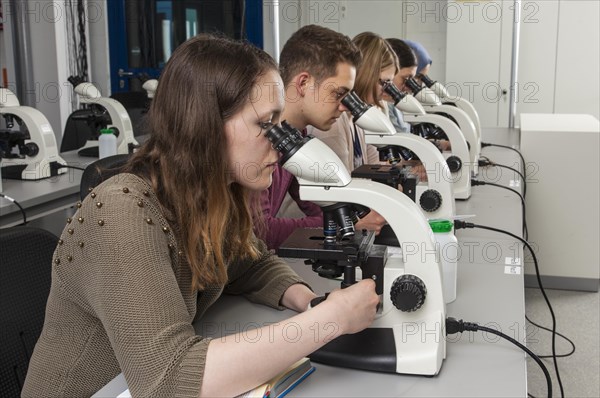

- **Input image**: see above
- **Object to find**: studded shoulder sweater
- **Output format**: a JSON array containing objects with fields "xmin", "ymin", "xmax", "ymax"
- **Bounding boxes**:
[{"xmin": 22, "ymin": 173, "xmax": 307, "ymax": 397}]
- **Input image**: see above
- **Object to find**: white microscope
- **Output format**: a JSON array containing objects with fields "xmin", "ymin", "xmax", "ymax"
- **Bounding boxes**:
[
  {"xmin": 387, "ymin": 84, "xmax": 472, "ymax": 200},
  {"xmin": 419, "ymin": 73, "xmax": 482, "ymax": 149},
  {"xmin": 340, "ymin": 91, "xmax": 456, "ymax": 220},
  {"xmin": 266, "ymin": 121, "xmax": 446, "ymax": 376},
  {"xmin": 0, "ymin": 88, "xmax": 66, "ymax": 180},
  {"xmin": 406, "ymin": 77, "xmax": 481, "ymax": 177},
  {"xmin": 68, "ymin": 76, "xmax": 139, "ymax": 156}
]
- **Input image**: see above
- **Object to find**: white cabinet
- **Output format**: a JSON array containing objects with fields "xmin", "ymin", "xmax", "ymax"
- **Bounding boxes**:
[{"xmin": 520, "ymin": 113, "xmax": 599, "ymax": 291}]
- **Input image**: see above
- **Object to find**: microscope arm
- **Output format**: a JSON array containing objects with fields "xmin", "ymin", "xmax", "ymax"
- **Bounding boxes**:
[
  {"xmin": 80, "ymin": 97, "xmax": 138, "ymax": 154},
  {"xmin": 73, "ymin": 82, "xmax": 138, "ymax": 154},
  {"xmin": 364, "ymin": 133, "xmax": 456, "ymax": 220},
  {"xmin": 402, "ymin": 113, "xmax": 472, "ymax": 199},
  {"xmin": 423, "ymin": 104, "xmax": 480, "ymax": 176},
  {"xmin": 445, "ymin": 98, "xmax": 482, "ymax": 146},
  {"xmin": 425, "ymin": 80, "xmax": 482, "ymax": 145}
]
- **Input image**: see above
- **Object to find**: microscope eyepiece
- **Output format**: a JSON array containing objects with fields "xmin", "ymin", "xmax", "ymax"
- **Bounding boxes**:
[
  {"xmin": 263, "ymin": 121, "xmax": 311, "ymax": 165},
  {"xmin": 379, "ymin": 80, "xmax": 406, "ymax": 105},
  {"xmin": 341, "ymin": 91, "xmax": 371, "ymax": 123},
  {"xmin": 418, "ymin": 74, "xmax": 436, "ymax": 88},
  {"xmin": 405, "ymin": 77, "xmax": 424, "ymax": 95}
]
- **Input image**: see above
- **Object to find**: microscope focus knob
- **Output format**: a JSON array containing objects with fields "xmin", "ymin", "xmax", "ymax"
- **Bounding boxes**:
[
  {"xmin": 24, "ymin": 142, "xmax": 39, "ymax": 157},
  {"xmin": 390, "ymin": 274, "xmax": 427, "ymax": 312},
  {"xmin": 419, "ymin": 189, "xmax": 442, "ymax": 212},
  {"xmin": 446, "ymin": 155, "xmax": 462, "ymax": 172}
]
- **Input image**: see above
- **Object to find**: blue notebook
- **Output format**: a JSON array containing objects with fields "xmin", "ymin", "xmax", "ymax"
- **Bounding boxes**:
[{"xmin": 237, "ymin": 358, "xmax": 315, "ymax": 398}]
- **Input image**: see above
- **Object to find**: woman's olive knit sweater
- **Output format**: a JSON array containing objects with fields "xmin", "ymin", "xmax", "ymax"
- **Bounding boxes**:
[{"xmin": 22, "ymin": 173, "xmax": 306, "ymax": 397}]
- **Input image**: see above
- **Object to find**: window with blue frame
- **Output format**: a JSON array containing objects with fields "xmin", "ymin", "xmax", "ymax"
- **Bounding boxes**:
[{"xmin": 108, "ymin": 0, "xmax": 262, "ymax": 93}]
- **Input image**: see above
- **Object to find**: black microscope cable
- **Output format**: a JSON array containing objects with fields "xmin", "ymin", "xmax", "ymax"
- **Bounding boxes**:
[
  {"xmin": 0, "ymin": 193, "xmax": 27, "ymax": 225},
  {"xmin": 482, "ymin": 142, "xmax": 526, "ymax": 173},
  {"xmin": 454, "ymin": 220, "xmax": 564, "ymax": 398}
]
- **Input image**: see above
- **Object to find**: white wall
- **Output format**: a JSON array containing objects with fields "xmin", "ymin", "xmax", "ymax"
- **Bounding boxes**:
[
  {"xmin": 516, "ymin": 1, "xmax": 560, "ymax": 119},
  {"xmin": 264, "ymin": 1, "xmax": 408, "ymax": 63},
  {"xmin": 401, "ymin": 0, "xmax": 447, "ymax": 83},
  {"xmin": 443, "ymin": 0, "xmax": 599, "ymax": 127},
  {"xmin": 518, "ymin": 1, "xmax": 600, "ymax": 123},
  {"xmin": 553, "ymin": 0, "xmax": 599, "ymax": 119},
  {"xmin": 265, "ymin": 1, "xmax": 599, "ymax": 128}
]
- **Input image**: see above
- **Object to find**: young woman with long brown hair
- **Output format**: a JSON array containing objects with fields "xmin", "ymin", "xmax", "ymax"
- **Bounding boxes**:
[{"xmin": 22, "ymin": 35, "xmax": 378, "ymax": 397}]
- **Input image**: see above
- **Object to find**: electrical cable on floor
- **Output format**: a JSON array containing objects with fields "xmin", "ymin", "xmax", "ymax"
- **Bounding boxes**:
[
  {"xmin": 0, "ymin": 193, "xmax": 27, "ymax": 225},
  {"xmin": 454, "ymin": 220, "xmax": 564, "ymax": 398},
  {"xmin": 525, "ymin": 314, "xmax": 576, "ymax": 358}
]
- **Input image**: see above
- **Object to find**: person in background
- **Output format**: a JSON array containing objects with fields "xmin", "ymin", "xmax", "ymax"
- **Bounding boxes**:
[
  {"xmin": 405, "ymin": 39, "xmax": 433, "ymax": 79},
  {"xmin": 399, "ymin": 39, "xmax": 451, "ymax": 152},
  {"xmin": 309, "ymin": 32, "xmax": 428, "ymax": 181},
  {"xmin": 22, "ymin": 35, "xmax": 378, "ymax": 398},
  {"xmin": 258, "ymin": 25, "xmax": 384, "ymax": 249},
  {"xmin": 385, "ymin": 38, "xmax": 417, "ymax": 134},
  {"xmin": 309, "ymin": 32, "xmax": 397, "ymax": 174},
  {"xmin": 307, "ymin": 31, "xmax": 401, "ymax": 235}
]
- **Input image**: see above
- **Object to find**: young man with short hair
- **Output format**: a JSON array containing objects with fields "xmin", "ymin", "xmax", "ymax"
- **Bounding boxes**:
[{"xmin": 259, "ymin": 25, "xmax": 385, "ymax": 249}]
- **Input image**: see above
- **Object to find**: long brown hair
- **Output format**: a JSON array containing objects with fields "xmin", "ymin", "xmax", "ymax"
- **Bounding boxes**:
[
  {"xmin": 125, "ymin": 34, "xmax": 277, "ymax": 290},
  {"xmin": 352, "ymin": 32, "xmax": 399, "ymax": 109}
]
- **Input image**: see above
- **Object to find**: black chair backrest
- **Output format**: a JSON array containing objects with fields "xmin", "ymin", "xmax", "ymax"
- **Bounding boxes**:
[
  {"xmin": 80, "ymin": 154, "xmax": 131, "ymax": 201},
  {"xmin": 0, "ymin": 226, "xmax": 58, "ymax": 397}
]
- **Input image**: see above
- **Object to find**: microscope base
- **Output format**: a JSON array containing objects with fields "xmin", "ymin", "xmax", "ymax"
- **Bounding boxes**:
[
  {"xmin": 310, "ymin": 328, "xmax": 397, "ymax": 373},
  {"xmin": 1, "ymin": 160, "xmax": 66, "ymax": 180},
  {"xmin": 311, "ymin": 311, "xmax": 444, "ymax": 376},
  {"xmin": 78, "ymin": 146, "xmax": 100, "ymax": 157},
  {"xmin": 278, "ymin": 227, "xmax": 445, "ymax": 376}
]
